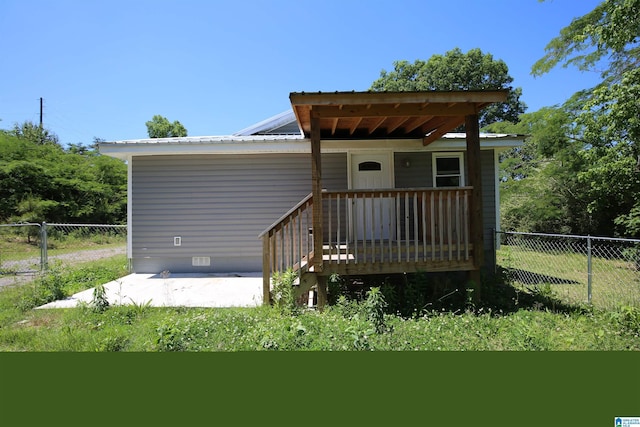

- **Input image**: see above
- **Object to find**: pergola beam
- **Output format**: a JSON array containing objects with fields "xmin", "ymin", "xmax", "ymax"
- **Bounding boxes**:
[
  {"xmin": 312, "ymin": 103, "xmax": 479, "ymax": 118},
  {"xmin": 465, "ymin": 113, "xmax": 483, "ymax": 302},
  {"xmin": 290, "ymin": 90, "xmax": 508, "ymax": 106}
]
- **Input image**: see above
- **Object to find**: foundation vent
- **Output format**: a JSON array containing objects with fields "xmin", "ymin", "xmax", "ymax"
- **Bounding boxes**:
[{"xmin": 192, "ymin": 256, "xmax": 211, "ymax": 267}]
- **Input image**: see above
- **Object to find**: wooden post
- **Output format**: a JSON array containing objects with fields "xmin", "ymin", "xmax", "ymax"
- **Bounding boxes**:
[
  {"xmin": 262, "ymin": 235, "xmax": 271, "ymax": 306},
  {"xmin": 465, "ymin": 114, "xmax": 483, "ymax": 301},
  {"xmin": 316, "ymin": 275, "xmax": 328, "ymax": 311},
  {"xmin": 310, "ymin": 112, "xmax": 323, "ymax": 272}
]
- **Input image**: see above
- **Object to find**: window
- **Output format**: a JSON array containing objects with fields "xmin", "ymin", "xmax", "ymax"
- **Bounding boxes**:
[
  {"xmin": 358, "ymin": 161, "xmax": 382, "ymax": 171},
  {"xmin": 433, "ymin": 153, "xmax": 464, "ymax": 187}
]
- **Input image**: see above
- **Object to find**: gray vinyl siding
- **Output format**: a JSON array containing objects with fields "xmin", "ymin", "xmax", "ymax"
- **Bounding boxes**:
[
  {"xmin": 322, "ymin": 153, "xmax": 348, "ymax": 190},
  {"xmin": 131, "ymin": 153, "xmax": 345, "ymax": 273},
  {"xmin": 394, "ymin": 152, "xmax": 432, "ymax": 187},
  {"xmin": 130, "ymin": 150, "xmax": 495, "ymax": 273},
  {"xmin": 322, "ymin": 153, "xmax": 349, "ymax": 241},
  {"xmin": 393, "ymin": 150, "xmax": 496, "ymax": 268}
]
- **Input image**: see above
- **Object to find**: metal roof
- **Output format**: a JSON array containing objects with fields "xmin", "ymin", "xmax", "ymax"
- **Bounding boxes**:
[
  {"xmin": 100, "ymin": 90, "xmax": 525, "ymax": 149},
  {"xmin": 102, "ymin": 134, "xmax": 304, "ymax": 145},
  {"xmin": 233, "ymin": 110, "xmax": 300, "ymax": 136},
  {"xmin": 289, "ymin": 90, "xmax": 509, "ymax": 144}
]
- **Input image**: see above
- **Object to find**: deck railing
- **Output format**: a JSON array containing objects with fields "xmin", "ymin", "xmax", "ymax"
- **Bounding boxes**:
[
  {"xmin": 322, "ymin": 188, "xmax": 471, "ymax": 265},
  {"xmin": 260, "ymin": 187, "xmax": 472, "ymax": 281},
  {"xmin": 259, "ymin": 193, "xmax": 315, "ymax": 278}
]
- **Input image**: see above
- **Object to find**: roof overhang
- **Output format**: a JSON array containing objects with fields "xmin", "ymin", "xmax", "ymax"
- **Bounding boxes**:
[
  {"xmin": 98, "ymin": 133, "xmax": 524, "ymax": 160},
  {"xmin": 289, "ymin": 90, "xmax": 509, "ymax": 144}
]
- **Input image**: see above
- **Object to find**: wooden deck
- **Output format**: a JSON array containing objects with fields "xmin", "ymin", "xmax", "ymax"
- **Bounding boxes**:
[
  {"xmin": 316, "ymin": 242, "xmax": 475, "ymax": 275},
  {"xmin": 259, "ymin": 188, "xmax": 476, "ymax": 304}
]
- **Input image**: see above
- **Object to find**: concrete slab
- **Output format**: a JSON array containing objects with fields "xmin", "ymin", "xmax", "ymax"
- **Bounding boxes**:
[{"xmin": 36, "ymin": 272, "xmax": 264, "ymax": 309}]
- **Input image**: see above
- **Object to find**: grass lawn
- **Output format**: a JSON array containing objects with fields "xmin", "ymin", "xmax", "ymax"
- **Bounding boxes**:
[
  {"xmin": 497, "ymin": 245, "xmax": 640, "ymax": 310},
  {"xmin": 0, "ymin": 254, "xmax": 639, "ymax": 352}
]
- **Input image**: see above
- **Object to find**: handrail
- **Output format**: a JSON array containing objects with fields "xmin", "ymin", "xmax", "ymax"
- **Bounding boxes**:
[
  {"xmin": 258, "ymin": 192, "xmax": 314, "ymax": 239},
  {"xmin": 323, "ymin": 186, "xmax": 473, "ymax": 195}
]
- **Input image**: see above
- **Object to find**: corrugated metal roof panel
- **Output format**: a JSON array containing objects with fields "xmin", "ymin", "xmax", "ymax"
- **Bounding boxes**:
[
  {"xmin": 102, "ymin": 134, "xmax": 305, "ymax": 145},
  {"xmin": 233, "ymin": 110, "xmax": 300, "ymax": 136}
]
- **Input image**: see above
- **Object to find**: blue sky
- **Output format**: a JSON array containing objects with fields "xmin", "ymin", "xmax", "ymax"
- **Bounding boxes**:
[{"xmin": 0, "ymin": 0, "xmax": 604, "ymax": 145}]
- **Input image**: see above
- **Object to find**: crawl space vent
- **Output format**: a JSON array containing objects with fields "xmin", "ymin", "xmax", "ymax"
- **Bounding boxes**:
[{"xmin": 192, "ymin": 257, "xmax": 211, "ymax": 267}]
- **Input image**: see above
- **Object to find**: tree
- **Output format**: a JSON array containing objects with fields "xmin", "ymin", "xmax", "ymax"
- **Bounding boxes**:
[
  {"xmin": 10, "ymin": 121, "xmax": 59, "ymax": 145},
  {"xmin": 531, "ymin": 0, "xmax": 640, "ymax": 237},
  {"xmin": 531, "ymin": 0, "xmax": 639, "ymax": 79},
  {"xmin": 0, "ymin": 131, "xmax": 127, "ymax": 224},
  {"xmin": 370, "ymin": 47, "xmax": 526, "ymax": 127},
  {"xmin": 485, "ymin": 109, "xmax": 578, "ymax": 233},
  {"xmin": 145, "ymin": 115, "xmax": 188, "ymax": 138}
]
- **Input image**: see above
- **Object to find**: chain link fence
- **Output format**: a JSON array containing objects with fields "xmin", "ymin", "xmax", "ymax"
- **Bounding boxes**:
[
  {"xmin": 496, "ymin": 230, "xmax": 640, "ymax": 310},
  {"xmin": 1, "ymin": 223, "xmax": 127, "ymax": 282}
]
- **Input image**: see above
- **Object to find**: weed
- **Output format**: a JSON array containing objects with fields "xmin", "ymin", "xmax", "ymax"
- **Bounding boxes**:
[
  {"xmin": 364, "ymin": 287, "xmax": 387, "ymax": 333},
  {"xmin": 271, "ymin": 268, "xmax": 298, "ymax": 315},
  {"xmin": 331, "ymin": 295, "xmax": 361, "ymax": 319},
  {"xmin": 609, "ymin": 305, "xmax": 640, "ymax": 336},
  {"xmin": 345, "ymin": 322, "xmax": 375, "ymax": 351},
  {"xmin": 95, "ymin": 335, "xmax": 129, "ymax": 352},
  {"xmin": 17, "ymin": 267, "xmax": 66, "ymax": 311},
  {"xmin": 327, "ymin": 272, "xmax": 346, "ymax": 305},
  {"xmin": 91, "ymin": 284, "xmax": 110, "ymax": 313}
]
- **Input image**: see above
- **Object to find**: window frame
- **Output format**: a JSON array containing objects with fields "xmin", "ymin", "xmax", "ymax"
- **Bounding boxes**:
[{"xmin": 432, "ymin": 152, "xmax": 465, "ymax": 188}]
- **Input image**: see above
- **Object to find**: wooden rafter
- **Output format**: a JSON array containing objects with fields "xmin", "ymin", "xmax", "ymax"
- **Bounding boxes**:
[
  {"xmin": 403, "ymin": 116, "xmax": 434, "ymax": 134},
  {"xmin": 385, "ymin": 116, "xmax": 411, "ymax": 134},
  {"xmin": 422, "ymin": 117, "xmax": 467, "ymax": 145},
  {"xmin": 289, "ymin": 90, "xmax": 507, "ymax": 140},
  {"xmin": 331, "ymin": 118, "xmax": 339, "ymax": 135},
  {"xmin": 368, "ymin": 116, "xmax": 387, "ymax": 134},
  {"xmin": 349, "ymin": 117, "xmax": 363, "ymax": 135}
]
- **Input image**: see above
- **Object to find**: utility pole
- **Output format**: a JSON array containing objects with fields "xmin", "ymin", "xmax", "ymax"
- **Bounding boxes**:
[{"xmin": 39, "ymin": 97, "xmax": 44, "ymax": 144}]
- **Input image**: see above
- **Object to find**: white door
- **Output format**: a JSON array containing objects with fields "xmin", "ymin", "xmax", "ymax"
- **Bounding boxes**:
[{"xmin": 350, "ymin": 153, "xmax": 394, "ymax": 241}]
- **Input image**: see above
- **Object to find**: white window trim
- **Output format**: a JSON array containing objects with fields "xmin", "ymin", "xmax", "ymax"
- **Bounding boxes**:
[{"xmin": 432, "ymin": 152, "xmax": 465, "ymax": 187}]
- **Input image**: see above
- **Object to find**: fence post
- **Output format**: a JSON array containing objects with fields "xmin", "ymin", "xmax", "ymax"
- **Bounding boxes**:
[
  {"xmin": 40, "ymin": 222, "xmax": 48, "ymax": 272},
  {"xmin": 587, "ymin": 234, "xmax": 592, "ymax": 304}
]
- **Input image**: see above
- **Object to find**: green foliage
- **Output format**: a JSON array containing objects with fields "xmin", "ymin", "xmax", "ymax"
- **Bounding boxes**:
[
  {"xmin": 9, "ymin": 121, "xmax": 60, "ymax": 145},
  {"xmin": 608, "ymin": 305, "xmax": 640, "ymax": 336},
  {"xmin": 145, "ymin": 115, "xmax": 188, "ymax": 138},
  {"xmin": 0, "ymin": 130, "xmax": 127, "ymax": 224},
  {"xmin": 371, "ymin": 47, "xmax": 526, "ymax": 127},
  {"xmin": 363, "ymin": 287, "xmax": 387, "ymax": 333},
  {"xmin": 532, "ymin": 0, "xmax": 639, "ymax": 78},
  {"xmin": 270, "ymin": 268, "xmax": 299, "ymax": 315},
  {"xmin": 524, "ymin": 0, "xmax": 640, "ymax": 237},
  {"xmin": 18, "ymin": 267, "xmax": 66, "ymax": 311},
  {"xmin": 491, "ymin": 101, "xmax": 640, "ymax": 236},
  {"xmin": 91, "ymin": 284, "xmax": 110, "ymax": 313},
  {"xmin": 1, "ymin": 255, "xmax": 639, "ymax": 351}
]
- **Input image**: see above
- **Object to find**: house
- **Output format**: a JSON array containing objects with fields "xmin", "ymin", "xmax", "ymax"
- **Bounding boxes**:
[{"xmin": 98, "ymin": 90, "xmax": 524, "ymax": 308}]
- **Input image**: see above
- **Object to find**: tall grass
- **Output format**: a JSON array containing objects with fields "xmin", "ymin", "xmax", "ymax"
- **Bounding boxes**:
[{"xmin": 0, "ymin": 258, "xmax": 639, "ymax": 351}]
